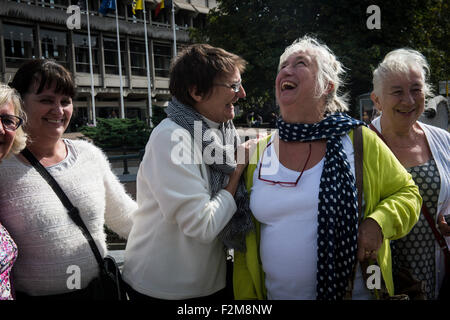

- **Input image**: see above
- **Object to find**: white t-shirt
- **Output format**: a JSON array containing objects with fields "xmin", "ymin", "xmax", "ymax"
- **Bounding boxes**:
[{"xmin": 250, "ymin": 135, "xmax": 372, "ymax": 300}]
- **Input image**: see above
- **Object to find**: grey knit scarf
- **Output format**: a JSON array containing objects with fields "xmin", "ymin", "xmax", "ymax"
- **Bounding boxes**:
[{"xmin": 165, "ymin": 97, "xmax": 254, "ymax": 251}]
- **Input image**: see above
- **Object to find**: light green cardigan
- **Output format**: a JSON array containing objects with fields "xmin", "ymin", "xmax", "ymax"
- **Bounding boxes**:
[{"xmin": 233, "ymin": 126, "xmax": 422, "ymax": 299}]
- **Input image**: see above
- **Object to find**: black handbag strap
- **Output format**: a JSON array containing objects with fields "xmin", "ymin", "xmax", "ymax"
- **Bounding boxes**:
[
  {"xmin": 422, "ymin": 205, "xmax": 450, "ymax": 273},
  {"xmin": 354, "ymin": 125, "xmax": 364, "ymax": 224},
  {"xmin": 21, "ymin": 147, "xmax": 105, "ymax": 269},
  {"xmin": 346, "ymin": 125, "xmax": 367, "ymax": 298}
]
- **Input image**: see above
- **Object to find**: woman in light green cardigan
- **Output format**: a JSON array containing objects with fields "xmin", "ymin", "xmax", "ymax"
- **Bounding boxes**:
[{"xmin": 233, "ymin": 36, "xmax": 421, "ymax": 300}]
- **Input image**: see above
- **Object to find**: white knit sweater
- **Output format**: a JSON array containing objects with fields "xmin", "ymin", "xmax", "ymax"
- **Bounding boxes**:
[{"xmin": 0, "ymin": 139, "xmax": 137, "ymax": 296}]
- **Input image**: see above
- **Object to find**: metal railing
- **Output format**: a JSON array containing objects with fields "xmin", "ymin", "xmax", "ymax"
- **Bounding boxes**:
[{"xmin": 108, "ymin": 150, "xmax": 144, "ymax": 176}]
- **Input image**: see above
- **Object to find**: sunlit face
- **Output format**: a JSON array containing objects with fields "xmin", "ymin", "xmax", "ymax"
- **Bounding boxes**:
[
  {"xmin": 193, "ymin": 67, "xmax": 246, "ymax": 123},
  {"xmin": 22, "ymin": 82, "xmax": 73, "ymax": 142},
  {"xmin": 373, "ymin": 68, "xmax": 425, "ymax": 130},
  {"xmin": 276, "ymin": 49, "xmax": 323, "ymax": 122},
  {"xmin": 0, "ymin": 101, "xmax": 16, "ymax": 160}
]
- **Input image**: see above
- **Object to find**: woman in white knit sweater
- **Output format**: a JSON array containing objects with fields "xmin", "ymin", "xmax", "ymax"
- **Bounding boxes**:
[{"xmin": 0, "ymin": 59, "xmax": 137, "ymax": 299}]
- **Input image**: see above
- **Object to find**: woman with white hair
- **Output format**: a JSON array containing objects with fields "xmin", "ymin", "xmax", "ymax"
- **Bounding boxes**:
[
  {"xmin": 233, "ymin": 36, "xmax": 421, "ymax": 300},
  {"xmin": 0, "ymin": 83, "xmax": 26, "ymax": 300},
  {"xmin": 370, "ymin": 49, "xmax": 450, "ymax": 299}
]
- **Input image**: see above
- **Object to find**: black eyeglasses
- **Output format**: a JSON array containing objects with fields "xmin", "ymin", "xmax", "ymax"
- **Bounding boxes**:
[
  {"xmin": 258, "ymin": 141, "xmax": 312, "ymax": 187},
  {"xmin": 0, "ymin": 114, "xmax": 24, "ymax": 132},
  {"xmin": 214, "ymin": 80, "xmax": 242, "ymax": 93}
]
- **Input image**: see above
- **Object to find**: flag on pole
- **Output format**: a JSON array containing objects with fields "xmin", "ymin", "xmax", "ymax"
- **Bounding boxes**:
[
  {"xmin": 99, "ymin": 0, "xmax": 116, "ymax": 15},
  {"xmin": 132, "ymin": 0, "xmax": 143, "ymax": 14},
  {"xmin": 155, "ymin": 0, "xmax": 172, "ymax": 18},
  {"xmin": 154, "ymin": 0, "xmax": 164, "ymax": 18}
]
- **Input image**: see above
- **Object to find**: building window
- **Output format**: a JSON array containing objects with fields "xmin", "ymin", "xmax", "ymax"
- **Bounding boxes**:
[
  {"xmin": 37, "ymin": 0, "xmax": 67, "ymax": 9},
  {"xmin": 70, "ymin": 0, "xmax": 99, "ymax": 12},
  {"xmin": 8, "ymin": 0, "xmax": 34, "ymax": 4},
  {"xmin": 104, "ymin": 37, "xmax": 126, "ymax": 75},
  {"xmin": 3, "ymin": 23, "xmax": 35, "ymax": 68},
  {"xmin": 40, "ymin": 28, "xmax": 68, "ymax": 67},
  {"xmin": 176, "ymin": 11, "xmax": 191, "ymax": 29},
  {"xmin": 74, "ymin": 33, "xmax": 99, "ymax": 73},
  {"xmin": 153, "ymin": 43, "xmax": 171, "ymax": 78},
  {"xmin": 129, "ymin": 41, "xmax": 147, "ymax": 76},
  {"xmin": 193, "ymin": 14, "xmax": 206, "ymax": 29},
  {"xmin": 126, "ymin": 107, "xmax": 143, "ymax": 120}
]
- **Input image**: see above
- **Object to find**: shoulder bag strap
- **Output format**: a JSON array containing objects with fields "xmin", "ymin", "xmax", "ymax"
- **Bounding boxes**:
[
  {"xmin": 20, "ymin": 147, "xmax": 105, "ymax": 269},
  {"xmin": 422, "ymin": 206, "xmax": 450, "ymax": 273},
  {"xmin": 346, "ymin": 125, "xmax": 366, "ymax": 298},
  {"xmin": 354, "ymin": 126, "xmax": 364, "ymax": 224},
  {"xmin": 368, "ymin": 123, "xmax": 388, "ymax": 144}
]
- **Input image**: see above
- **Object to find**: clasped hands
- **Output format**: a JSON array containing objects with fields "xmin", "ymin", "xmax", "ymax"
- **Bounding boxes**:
[{"xmin": 234, "ymin": 134, "xmax": 265, "ymax": 175}]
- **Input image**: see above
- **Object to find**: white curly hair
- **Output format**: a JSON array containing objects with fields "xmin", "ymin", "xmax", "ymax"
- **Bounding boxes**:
[
  {"xmin": 372, "ymin": 48, "xmax": 434, "ymax": 100},
  {"xmin": 278, "ymin": 35, "xmax": 349, "ymax": 113}
]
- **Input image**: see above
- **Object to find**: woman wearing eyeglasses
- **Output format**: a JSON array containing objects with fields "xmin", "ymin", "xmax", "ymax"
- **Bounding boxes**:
[
  {"xmin": 0, "ymin": 60, "xmax": 137, "ymax": 299},
  {"xmin": 233, "ymin": 36, "xmax": 422, "ymax": 300},
  {"xmin": 0, "ymin": 83, "xmax": 26, "ymax": 300},
  {"xmin": 122, "ymin": 44, "xmax": 256, "ymax": 301}
]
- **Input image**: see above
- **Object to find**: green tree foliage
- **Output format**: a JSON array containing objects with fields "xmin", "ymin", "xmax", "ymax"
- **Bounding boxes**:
[
  {"xmin": 191, "ymin": 0, "xmax": 449, "ymax": 117},
  {"xmin": 81, "ymin": 118, "xmax": 151, "ymax": 150}
]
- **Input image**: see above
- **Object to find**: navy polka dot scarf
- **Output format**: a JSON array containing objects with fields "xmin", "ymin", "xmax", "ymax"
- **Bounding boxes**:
[{"xmin": 277, "ymin": 113, "xmax": 365, "ymax": 300}]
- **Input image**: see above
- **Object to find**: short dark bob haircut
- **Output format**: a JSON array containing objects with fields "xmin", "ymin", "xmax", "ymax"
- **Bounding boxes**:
[
  {"xmin": 10, "ymin": 59, "xmax": 76, "ymax": 99},
  {"xmin": 169, "ymin": 44, "xmax": 247, "ymax": 107}
]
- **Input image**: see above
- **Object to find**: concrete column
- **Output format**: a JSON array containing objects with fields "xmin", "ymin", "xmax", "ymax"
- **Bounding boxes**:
[
  {"xmin": 125, "ymin": 34, "xmax": 132, "ymax": 89},
  {"xmin": 0, "ymin": 19, "xmax": 6, "ymax": 83},
  {"xmin": 67, "ymin": 30, "xmax": 76, "ymax": 74},
  {"xmin": 99, "ymin": 32, "xmax": 106, "ymax": 89},
  {"xmin": 35, "ymin": 24, "xmax": 42, "ymax": 58},
  {"xmin": 147, "ymin": 1, "xmax": 153, "ymax": 25}
]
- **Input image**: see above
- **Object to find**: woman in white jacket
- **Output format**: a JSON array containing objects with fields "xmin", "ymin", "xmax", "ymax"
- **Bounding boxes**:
[{"xmin": 122, "ymin": 44, "xmax": 255, "ymax": 301}]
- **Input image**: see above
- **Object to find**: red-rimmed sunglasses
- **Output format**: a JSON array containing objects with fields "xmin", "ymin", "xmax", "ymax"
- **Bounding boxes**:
[{"xmin": 258, "ymin": 141, "xmax": 312, "ymax": 187}]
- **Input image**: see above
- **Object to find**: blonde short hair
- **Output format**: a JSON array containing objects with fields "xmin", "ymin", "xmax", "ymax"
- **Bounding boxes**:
[
  {"xmin": 0, "ymin": 83, "xmax": 27, "ymax": 156},
  {"xmin": 372, "ymin": 48, "xmax": 433, "ymax": 100},
  {"xmin": 278, "ymin": 35, "xmax": 349, "ymax": 113}
]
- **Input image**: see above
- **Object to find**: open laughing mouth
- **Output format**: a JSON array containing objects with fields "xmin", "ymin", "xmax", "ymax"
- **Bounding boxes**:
[{"xmin": 281, "ymin": 81, "xmax": 297, "ymax": 91}]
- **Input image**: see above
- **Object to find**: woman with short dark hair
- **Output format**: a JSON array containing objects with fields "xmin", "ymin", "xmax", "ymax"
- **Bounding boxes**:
[
  {"xmin": 123, "ymin": 44, "xmax": 255, "ymax": 301},
  {"xmin": 0, "ymin": 59, "xmax": 137, "ymax": 299}
]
